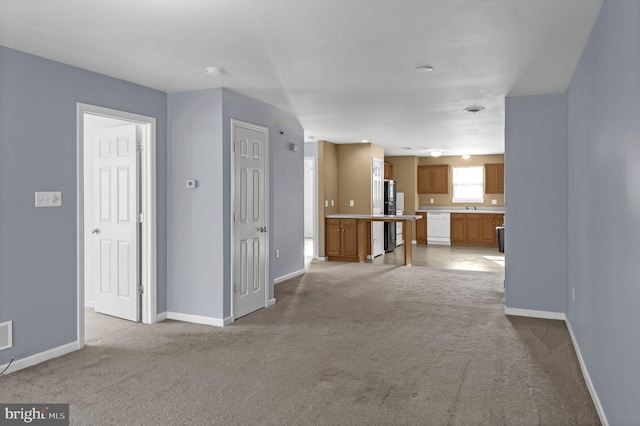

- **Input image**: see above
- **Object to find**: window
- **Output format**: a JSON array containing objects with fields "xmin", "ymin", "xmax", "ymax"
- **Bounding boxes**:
[{"xmin": 452, "ymin": 167, "xmax": 484, "ymax": 203}]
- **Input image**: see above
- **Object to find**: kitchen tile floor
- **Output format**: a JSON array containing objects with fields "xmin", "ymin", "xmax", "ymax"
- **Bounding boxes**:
[
  {"xmin": 371, "ymin": 243, "xmax": 505, "ymax": 273},
  {"xmin": 305, "ymin": 238, "xmax": 505, "ymax": 274}
]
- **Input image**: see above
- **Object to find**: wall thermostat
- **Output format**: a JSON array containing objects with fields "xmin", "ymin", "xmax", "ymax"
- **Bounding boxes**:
[{"xmin": 186, "ymin": 179, "xmax": 197, "ymax": 189}]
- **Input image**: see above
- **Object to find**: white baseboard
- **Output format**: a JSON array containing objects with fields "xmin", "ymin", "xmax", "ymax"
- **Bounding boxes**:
[
  {"xmin": 274, "ymin": 269, "xmax": 305, "ymax": 284},
  {"xmin": 565, "ymin": 319, "xmax": 609, "ymax": 426},
  {"xmin": 156, "ymin": 311, "xmax": 168, "ymax": 322},
  {"xmin": 504, "ymin": 307, "xmax": 566, "ymax": 321},
  {"xmin": 166, "ymin": 312, "xmax": 230, "ymax": 327},
  {"xmin": 84, "ymin": 300, "xmax": 95, "ymax": 308},
  {"xmin": 412, "ymin": 240, "xmax": 417, "ymax": 245},
  {"xmin": 314, "ymin": 256, "xmax": 327, "ymax": 261},
  {"xmin": 0, "ymin": 341, "xmax": 78, "ymax": 375},
  {"xmin": 503, "ymin": 306, "xmax": 608, "ymax": 425},
  {"xmin": 268, "ymin": 298, "xmax": 276, "ymax": 307}
]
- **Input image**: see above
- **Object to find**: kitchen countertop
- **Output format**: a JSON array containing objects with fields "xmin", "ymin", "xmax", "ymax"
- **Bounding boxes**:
[
  {"xmin": 416, "ymin": 207, "xmax": 505, "ymax": 214},
  {"xmin": 325, "ymin": 214, "xmax": 421, "ymax": 220}
]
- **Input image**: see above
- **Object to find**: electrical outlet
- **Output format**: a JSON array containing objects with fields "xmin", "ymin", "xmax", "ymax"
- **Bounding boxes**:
[
  {"xmin": 492, "ymin": 199, "xmax": 498, "ymax": 205},
  {"xmin": 572, "ymin": 288, "xmax": 575, "ymax": 302},
  {"xmin": 430, "ymin": 198, "xmax": 434, "ymax": 204},
  {"xmin": 275, "ymin": 249, "xmax": 280, "ymax": 258},
  {"xmin": 349, "ymin": 200, "xmax": 354, "ymax": 207}
]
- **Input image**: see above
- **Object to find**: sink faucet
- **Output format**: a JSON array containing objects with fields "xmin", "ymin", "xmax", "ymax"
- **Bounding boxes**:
[
  {"xmin": 474, "ymin": 206, "xmax": 477, "ymax": 211},
  {"xmin": 465, "ymin": 204, "xmax": 469, "ymax": 210}
]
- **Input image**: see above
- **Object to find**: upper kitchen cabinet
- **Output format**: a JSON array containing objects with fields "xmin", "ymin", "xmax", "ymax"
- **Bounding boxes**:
[
  {"xmin": 418, "ymin": 164, "xmax": 449, "ymax": 194},
  {"xmin": 384, "ymin": 162, "xmax": 393, "ymax": 180},
  {"xmin": 484, "ymin": 163, "xmax": 504, "ymax": 194}
]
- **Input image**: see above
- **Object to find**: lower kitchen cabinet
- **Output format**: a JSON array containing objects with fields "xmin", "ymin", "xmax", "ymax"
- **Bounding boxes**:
[
  {"xmin": 451, "ymin": 213, "xmax": 503, "ymax": 248},
  {"xmin": 480, "ymin": 214, "xmax": 504, "ymax": 246},
  {"xmin": 326, "ymin": 218, "xmax": 359, "ymax": 261},
  {"xmin": 416, "ymin": 212, "xmax": 427, "ymax": 244},
  {"xmin": 450, "ymin": 214, "xmax": 465, "ymax": 244},
  {"xmin": 451, "ymin": 213, "xmax": 479, "ymax": 245}
]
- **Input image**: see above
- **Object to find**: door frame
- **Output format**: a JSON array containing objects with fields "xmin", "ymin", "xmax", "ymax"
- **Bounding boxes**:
[
  {"xmin": 76, "ymin": 103, "xmax": 157, "ymax": 348},
  {"xmin": 304, "ymin": 156, "xmax": 319, "ymax": 258},
  {"xmin": 230, "ymin": 119, "xmax": 270, "ymax": 321}
]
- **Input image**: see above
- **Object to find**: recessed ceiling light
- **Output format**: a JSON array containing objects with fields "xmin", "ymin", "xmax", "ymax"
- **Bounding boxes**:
[
  {"xmin": 431, "ymin": 150, "xmax": 442, "ymax": 157},
  {"xmin": 361, "ymin": 139, "xmax": 370, "ymax": 143},
  {"xmin": 462, "ymin": 154, "xmax": 471, "ymax": 160},
  {"xmin": 416, "ymin": 66, "xmax": 434, "ymax": 73},
  {"xmin": 205, "ymin": 66, "xmax": 225, "ymax": 75},
  {"xmin": 463, "ymin": 106, "xmax": 485, "ymax": 113}
]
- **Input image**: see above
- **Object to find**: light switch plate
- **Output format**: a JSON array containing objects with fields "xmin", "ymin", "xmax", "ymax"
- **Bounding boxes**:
[
  {"xmin": 35, "ymin": 192, "xmax": 62, "ymax": 207},
  {"xmin": 325, "ymin": 200, "xmax": 328, "ymax": 207}
]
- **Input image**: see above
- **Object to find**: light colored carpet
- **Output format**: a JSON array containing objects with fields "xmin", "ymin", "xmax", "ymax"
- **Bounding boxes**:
[{"xmin": 0, "ymin": 262, "xmax": 599, "ymax": 425}]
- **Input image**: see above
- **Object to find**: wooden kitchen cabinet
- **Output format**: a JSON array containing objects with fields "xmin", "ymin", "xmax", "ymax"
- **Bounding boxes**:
[
  {"xmin": 485, "ymin": 163, "xmax": 504, "ymax": 194},
  {"xmin": 450, "ymin": 213, "xmax": 480, "ymax": 245},
  {"xmin": 452, "ymin": 213, "xmax": 504, "ymax": 248},
  {"xmin": 450, "ymin": 213, "xmax": 467, "ymax": 244},
  {"xmin": 416, "ymin": 212, "xmax": 427, "ymax": 244},
  {"xmin": 417, "ymin": 165, "xmax": 449, "ymax": 194},
  {"xmin": 466, "ymin": 215, "xmax": 481, "ymax": 244},
  {"xmin": 384, "ymin": 162, "xmax": 393, "ymax": 180},
  {"xmin": 480, "ymin": 214, "xmax": 504, "ymax": 246},
  {"xmin": 326, "ymin": 218, "xmax": 359, "ymax": 261}
]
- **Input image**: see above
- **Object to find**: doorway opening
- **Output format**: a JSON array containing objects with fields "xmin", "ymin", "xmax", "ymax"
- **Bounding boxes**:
[
  {"xmin": 76, "ymin": 103, "xmax": 157, "ymax": 349},
  {"xmin": 304, "ymin": 156, "xmax": 318, "ymax": 267}
]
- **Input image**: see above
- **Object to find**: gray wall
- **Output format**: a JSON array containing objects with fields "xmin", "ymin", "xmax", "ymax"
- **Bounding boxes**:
[
  {"xmin": 167, "ymin": 90, "xmax": 224, "ymax": 318},
  {"xmin": 504, "ymin": 94, "xmax": 568, "ymax": 313},
  {"xmin": 0, "ymin": 46, "xmax": 167, "ymax": 365},
  {"xmin": 304, "ymin": 141, "xmax": 318, "ymax": 158},
  {"xmin": 566, "ymin": 0, "xmax": 640, "ymax": 422},
  {"xmin": 166, "ymin": 88, "xmax": 304, "ymax": 320}
]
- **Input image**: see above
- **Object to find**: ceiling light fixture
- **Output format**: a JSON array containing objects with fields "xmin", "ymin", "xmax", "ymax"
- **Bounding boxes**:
[
  {"xmin": 205, "ymin": 66, "xmax": 225, "ymax": 75},
  {"xmin": 463, "ymin": 106, "xmax": 485, "ymax": 113},
  {"xmin": 361, "ymin": 139, "xmax": 370, "ymax": 143},
  {"xmin": 462, "ymin": 154, "xmax": 471, "ymax": 160},
  {"xmin": 431, "ymin": 150, "xmax": 442, "ymax": 157},
  {"xmin": 402, "ymin": 147, "xmax": 412, "ymax": 150},
  {"xmin": 416, "ymin": 66, "xmax": 434, "ymax": 73}
]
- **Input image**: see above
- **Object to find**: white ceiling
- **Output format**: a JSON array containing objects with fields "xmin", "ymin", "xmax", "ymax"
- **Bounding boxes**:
[{"xmin": 0, "ymin": 0, "xmax": 602, "ymax": 157}]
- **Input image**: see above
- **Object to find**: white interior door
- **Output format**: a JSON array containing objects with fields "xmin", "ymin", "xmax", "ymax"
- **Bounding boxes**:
[
  {"xmin": 371, "ymin": 157, "xmax": 384, "ymax": 257},
  {"xmin": 90, "ymin": 124, "xmax": 139, "ymax": 322},
  {"xmin": 233, "ymin": 121, "xmax": 268, "ymax": 319}
]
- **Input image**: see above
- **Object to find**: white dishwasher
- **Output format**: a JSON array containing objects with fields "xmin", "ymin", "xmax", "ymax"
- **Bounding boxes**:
[{"xmin": 427, "ymin": 212, "xmax": 451, "ymax": 245}]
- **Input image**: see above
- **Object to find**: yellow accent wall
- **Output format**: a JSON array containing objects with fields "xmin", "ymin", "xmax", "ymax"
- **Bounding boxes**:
[
  {"xmin": 317, "ymin": 141, "xmax": 338, "ymax": 256},
  {"xmin": 317, "ymin": 141, "xmax": 384, "ymax": 256}
]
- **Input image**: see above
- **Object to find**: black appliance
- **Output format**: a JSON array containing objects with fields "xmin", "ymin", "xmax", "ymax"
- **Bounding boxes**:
[{"xmin": 384, "ymin": 180, "xmax": 396, "ymax": 252}]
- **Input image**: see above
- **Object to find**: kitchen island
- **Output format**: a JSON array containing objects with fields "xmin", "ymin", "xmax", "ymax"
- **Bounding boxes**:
[{"xmin": 325, "ymin": 214, "xmax": 421, "ymax": 266}]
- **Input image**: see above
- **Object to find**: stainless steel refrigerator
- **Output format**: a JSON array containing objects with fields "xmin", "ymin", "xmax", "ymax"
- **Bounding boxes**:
[{"xmin": 384, "ymin": 180, "xmax": 396, "ymax": 252}]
